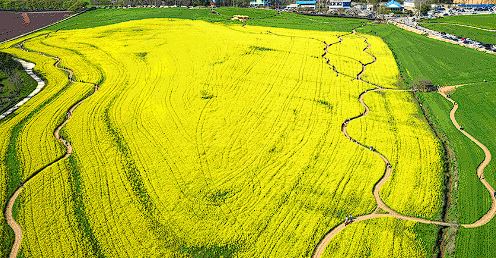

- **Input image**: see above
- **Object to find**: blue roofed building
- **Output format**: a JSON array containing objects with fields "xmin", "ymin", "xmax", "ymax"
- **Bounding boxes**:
[
  {"xmin": 384, "ymin": 0, "xmax": 403, "ymax": 10},
  {"xmin": 296, "ymin": 0, "xmax": 317, "ymax": 8}
]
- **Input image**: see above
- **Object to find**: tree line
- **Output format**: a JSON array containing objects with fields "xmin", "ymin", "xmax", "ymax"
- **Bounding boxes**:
[
  {"xmin": 0, "ymin": 0, "xmax": 89, "ymax": 11},
  {"xmin": 91, "ymin": 0, "xmax": 253, "ymax": 7}
]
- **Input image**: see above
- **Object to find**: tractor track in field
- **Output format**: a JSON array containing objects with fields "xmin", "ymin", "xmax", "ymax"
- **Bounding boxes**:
[
  {"xmin": 312, "ymin": 31, "xmax": 496, "ymax": 258},
  {"xmin": 4, "ymin": 41, "xmax": 99, "ymax": 258}
]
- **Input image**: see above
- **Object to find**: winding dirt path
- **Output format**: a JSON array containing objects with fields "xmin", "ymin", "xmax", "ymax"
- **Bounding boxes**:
[
  {"xmin": 4, "ymin": 42, "xmax": 99, "ymax": 258},
  {"xmin": 313, "ymin": 31, "xmax": 495, "ymax": 258},
  {"xmin": 439, "ymin": 88, "xmax": 495, "ymax": 229}
]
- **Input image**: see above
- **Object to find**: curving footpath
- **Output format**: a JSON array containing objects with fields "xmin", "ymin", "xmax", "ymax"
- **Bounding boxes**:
[
  {"xmin": 439, "ymin": 87, "xmax": 495, "ymax": 229},
  {"xmin": 4, "ymin": 41, "xmax": 99, "ymax": 258},
  {"xmin": 313, "ymin": 32, "xmax": 494, "ymax": 258}
]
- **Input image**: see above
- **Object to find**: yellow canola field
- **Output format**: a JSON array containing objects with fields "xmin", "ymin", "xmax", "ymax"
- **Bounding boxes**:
[
  {"xmin": 0, "ymin": 19, "xmax": 443, "ymax": 257},
  {"xmin": 323, "ymin": 218, "xmax": 438, "ymax": 257}
]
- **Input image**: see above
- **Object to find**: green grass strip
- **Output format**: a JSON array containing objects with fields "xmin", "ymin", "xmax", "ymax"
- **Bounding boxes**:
[{"xmin": 67, "ymin": 154, "xmax": 106, "ymax": 258}]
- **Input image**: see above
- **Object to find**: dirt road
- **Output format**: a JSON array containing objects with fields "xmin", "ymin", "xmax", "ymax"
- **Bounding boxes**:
[{"xmin": 439, "ymin": 87, "xmax": 495, "ymax": 228}]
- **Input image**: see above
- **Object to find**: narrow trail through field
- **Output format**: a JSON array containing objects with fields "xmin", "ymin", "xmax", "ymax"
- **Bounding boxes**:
[
  {"xmin": 4, "ymin": 41, "xmax": 99, "ymax": 258},
  {"xmin": 313, "ymin": 31, "xmax": 494, "ymax": 258},
  {"xmin": 439, "ymin": 88, "xmax": 495, "ymax": 228}
]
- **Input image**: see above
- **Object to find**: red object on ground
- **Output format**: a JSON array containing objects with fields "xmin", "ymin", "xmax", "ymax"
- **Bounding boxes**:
[
  {"xmin": 21, "ymin": 13, "xmax": 30, "ymax": 25},
  {"xmin": 0, "ymin": 11, "xmax": 73, "ymax": 42}
]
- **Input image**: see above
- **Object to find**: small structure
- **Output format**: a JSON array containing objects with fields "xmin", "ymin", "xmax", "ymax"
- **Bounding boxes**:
[
  {"xmin": 297, "ymin": 0, "xmax": 317, "ymax": 8},
  {"xmin": 345, "ymin": 215, "xmax": 355, "ymax": 225},
  {"xmin": 403, "ymin": 0, "xmax": 416, "ymax": 11},
  {"xmin": 250, "ymin": 0, "xmax": 270, "ymax": 7},
  {"xmin": 384, "ymin": 0, "xmax": 403, "ymax": 11},
  {"xmin": 286, "ymin": 3, "xmax": 299, "ymax": 9},
  {"xmin": 320, "ymin": 0, "xmax": 352, "ymax": 9},
  {"xmin": 231, "ymin": 15, "xmax": 249, "ymax": 22}
]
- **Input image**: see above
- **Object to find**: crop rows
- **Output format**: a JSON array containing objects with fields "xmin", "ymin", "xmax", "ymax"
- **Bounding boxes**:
[{"xmin": 1, "ymin": 19, "xmax": 444, "ymax": 257}]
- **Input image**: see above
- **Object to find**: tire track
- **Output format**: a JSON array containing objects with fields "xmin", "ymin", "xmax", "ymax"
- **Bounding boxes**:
[{"xmin": 4, "ymin": 41, "xmax": 99, "ymax": 258}]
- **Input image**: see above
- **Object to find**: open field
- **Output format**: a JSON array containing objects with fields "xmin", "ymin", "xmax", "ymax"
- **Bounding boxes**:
[
  {"xmin": 421, "ymin": 14, "xmax": 496, "ymax": 44},
  {"xmin": 0, "ymin": 7, "xmax": 495, "ymax": 258},
  {"xmin": 421, "ymin": 23, "xmax": 496, "ymax": 45},
  {"xmin": 0, "ymin": 13, "xmax": 448, "ymax": 257},
  {"xmin": 424, "ymin": 14, "xmax": 496, "ymax": 30},
  {"xmin": 362, "ymin": 22, "xmax": 496, "ymax": 257},
  {"xmin": 48, "ymin": 7, "xmax": 366, "ymax": 31}
]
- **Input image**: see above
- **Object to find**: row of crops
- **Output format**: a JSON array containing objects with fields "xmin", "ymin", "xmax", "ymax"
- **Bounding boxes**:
[{"xmin": 0, "ymin": 19, "xmax": 446, "ymax": 257}]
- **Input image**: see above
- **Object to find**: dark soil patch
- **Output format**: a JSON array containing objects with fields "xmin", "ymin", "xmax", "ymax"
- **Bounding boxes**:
[{"xmin": 0, "ymin": 11, "xmax": 72, "ymax": 42}]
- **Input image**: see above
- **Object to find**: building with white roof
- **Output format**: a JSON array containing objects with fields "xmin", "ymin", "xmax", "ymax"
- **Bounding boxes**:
[{"xmin": 250, "ymin": 0, "xmax": 270, "ymax": 7}]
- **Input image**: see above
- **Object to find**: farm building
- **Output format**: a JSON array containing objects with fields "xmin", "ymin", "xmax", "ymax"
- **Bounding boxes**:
[
  {"xmin": 250, "ymin": 0, "xmax": 270, "ymax": 7},
  {"xmin": 296, "ymin": 0, "xmax": 317, "ymax": 8},
  {"xmin": 403, "ymin": 0, "xmax": 416, "ymax": 11},
  {"xmin": 320, "ymin": 0, "xmax": 352, "ymax": 9},
  {"xmin": 384, "ymin": 0, "xmax": 403, "ymax": 11}
]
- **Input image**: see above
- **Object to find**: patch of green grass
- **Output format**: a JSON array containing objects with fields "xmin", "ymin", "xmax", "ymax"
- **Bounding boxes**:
[
  {"xmin": 421, "ymin": 22, "xmax": 496, "ymax": 45},
  {"xmin": 49, "ymin": 7, "xmax": 365, "ymax": 32},
  {"xmin": 67, "ymin": 154, "xmax": 106, "ymax": 258},
  {"xmin": 424, "ymin": 14, "xmax": 496, "ymax": 30},
  {"xmin": 413, "ymin": 223, "xmax": 442, "ymax": 257},
  {"xmin": 417, "ymin": 92, "xmax": 487, "ymax": 223},
  {"xmin": 207, "ymin": 190, "xmax": 231, "ymax": 204},
  {"xmin": 449, "ymin": 82, "xmax": 496, "ymax": 257},
  {"xmin": 316, "ymin": 99, "xmax": 332, "ymax": 110},
  {"xmin": 357, "ymin": 23, "xmax": 496, "ymax": 86},
  {"xmin": 135, "ymin": 52, "xmax": 148, "ymax": 60}
]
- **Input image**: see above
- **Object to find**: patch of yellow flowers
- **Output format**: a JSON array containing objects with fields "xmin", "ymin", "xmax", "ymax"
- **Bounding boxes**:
[{"xmin": 0, "ymin": 19, "xmax": 442, "ymax": 257}]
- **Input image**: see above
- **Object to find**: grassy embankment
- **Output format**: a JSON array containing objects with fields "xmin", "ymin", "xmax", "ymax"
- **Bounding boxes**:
[
  {"xmin": 421, "ymin": 14, "xmax": 496, "ymax": 44},
  {"xmin": 0, "ymin": 52, "xmax": 37, "ymax": 114}
]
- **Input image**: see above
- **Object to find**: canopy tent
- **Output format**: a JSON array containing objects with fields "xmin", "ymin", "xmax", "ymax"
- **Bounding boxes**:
[{"xmin": 384, "ymin": 0, "xmax": 403, "ymax": 9}]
